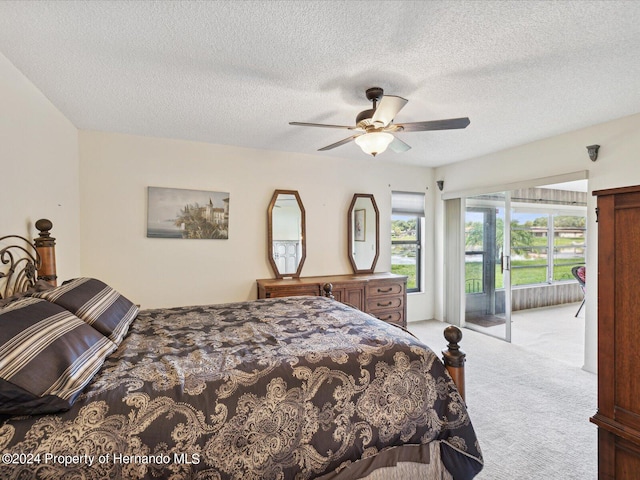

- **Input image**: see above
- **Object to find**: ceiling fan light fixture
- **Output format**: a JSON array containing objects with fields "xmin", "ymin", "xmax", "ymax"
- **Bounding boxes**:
[
  {"xmin": 290, "ymin": 87, "xmax": 470, "ymax": 154},
  {"xmin": 355, "ymin": 132, "xmax": 394, "ymax": 157}
]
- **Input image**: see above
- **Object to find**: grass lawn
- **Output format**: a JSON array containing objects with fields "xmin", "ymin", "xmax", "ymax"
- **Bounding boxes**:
[
  {"xmin": 465, "ymin": 258, "xmax": 583, "ymax": 291},
  {"xmin": 391, "ymin": 264, "xmax": 416, "ymax": 289},
  {"xmin": 393, "ymin": 259, "xmax": 583, "ymax": 292}
]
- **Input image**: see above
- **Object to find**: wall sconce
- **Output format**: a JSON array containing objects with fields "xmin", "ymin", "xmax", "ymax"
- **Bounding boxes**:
[
  {"xmin": 436, "ymin": 180, "xmax": 444, "ymax": 191},
  {"xmin": 587, "ymin": 144, "xmax": 600, "ymax": 162}
]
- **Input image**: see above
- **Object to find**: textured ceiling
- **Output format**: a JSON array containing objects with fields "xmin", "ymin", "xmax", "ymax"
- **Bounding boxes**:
[{"xmin": 1, "ymin": 0, "xmax": 639, "ymax": 167}]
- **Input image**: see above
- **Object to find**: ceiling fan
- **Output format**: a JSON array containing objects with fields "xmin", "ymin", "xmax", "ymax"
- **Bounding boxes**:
[{"xmin": 290, "ymin": 87, "xmax": 470, "ymax": 157}]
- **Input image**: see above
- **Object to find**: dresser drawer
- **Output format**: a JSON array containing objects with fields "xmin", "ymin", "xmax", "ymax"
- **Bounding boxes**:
[
  {"xmin": 366, "ymin": 295, "xmax": 404, "ymax": 312},
  {"xmin": 366, "ymin": 281, "xmax": 405, "ymax": 298},
  {"xmin": 364, "ymin": 278, "xmax": 406, "ymax": 328},
  {"xmin": 370, "ymin": 309, "xmax": 405, "ymax": 327},
  {"xmin": 261, "ymin": 285, "xmax": 320, "ymax": 298}
]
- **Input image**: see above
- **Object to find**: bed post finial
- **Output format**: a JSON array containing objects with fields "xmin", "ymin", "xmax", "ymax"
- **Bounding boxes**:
[
  {"xmin": 34, "ymin": 219, "xmax": 57, "ymax": 286},
  {"xmin": 442, "ymin": 325, "xmax": 466, "ymax": 401}
]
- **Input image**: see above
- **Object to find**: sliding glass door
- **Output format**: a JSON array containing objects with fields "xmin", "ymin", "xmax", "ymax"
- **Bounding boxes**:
[{"xmin": 464, "ymin": 192, "xmax": 512, "ymax": 341}]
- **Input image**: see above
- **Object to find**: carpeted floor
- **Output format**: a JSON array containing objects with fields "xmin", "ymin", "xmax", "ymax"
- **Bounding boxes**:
[{"xmin": 409, "ymin": 317, "xmax": 597, "ymax": 480}]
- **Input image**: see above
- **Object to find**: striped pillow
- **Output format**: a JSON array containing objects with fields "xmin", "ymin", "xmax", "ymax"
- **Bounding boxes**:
[
  {"xmin": 0, "ymin": 297, "xmax": 116, "ymax": 414},
  {"xmin": 33, "ymin": 278, "xmax": 139, "ymax": 345}
]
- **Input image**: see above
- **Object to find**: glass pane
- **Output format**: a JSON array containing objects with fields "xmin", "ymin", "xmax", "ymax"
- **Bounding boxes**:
[
  {"xmin": 465, "ymin": 253, "xmax": 484, "ymax": 293},
  {"xmin": 391, "ymin": 243, "xmax": 417, "ymax": 289},
  {"xmin": 553, "ymin": 264, "xmax": 579, "ymax": 281},
  {"xmin": 512, "ymin": 265, "xmax": 547, "ymax": 285},
  {"xmin": 465, "ymin": 210, "xmax": 485, "ymax": 293},
  {"xmin": 391, "ymin": 216, "xmax": 417, "ymax": 241},
  {"xmin": 511, "ymin": 211, "xmax": 549, "ymax": 285},
  {"xmin": 464, "ymin": 191, "xmax": 510, "ymax": 342},
  {"xmin": 391, "ymin": 215, "xmax": 419, "ymax": 290},
  {"xmin": 553, "ymin": 215, "xmax": 586, "ymax": 281}
]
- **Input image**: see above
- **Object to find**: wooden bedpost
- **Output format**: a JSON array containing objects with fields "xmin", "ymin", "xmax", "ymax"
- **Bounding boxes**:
[
  {"xmin": 34, "ymin": 219, "xmax": 57, "ymax": 286},
  {"xmin": 442, "ymin": 326, "xmax": 466, "ymax": 401},
  {"xmin": 322, "ymin": 283, "xmax": 335, "ymax": 300}
]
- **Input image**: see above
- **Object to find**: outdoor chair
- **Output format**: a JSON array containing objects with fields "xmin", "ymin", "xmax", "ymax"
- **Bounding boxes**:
[{"xmin": 572, "ymin": 265, "xmax": 586, "ymax": 317}]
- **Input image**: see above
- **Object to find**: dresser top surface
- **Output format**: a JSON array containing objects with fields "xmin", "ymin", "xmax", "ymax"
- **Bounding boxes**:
[{"xmin": 256, "ymin": 272, "xmax": 407, "ymax": 286}]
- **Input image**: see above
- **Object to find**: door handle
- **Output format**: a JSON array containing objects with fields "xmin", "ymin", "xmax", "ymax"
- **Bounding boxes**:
[
  {"xmin": 501, "ymin": 254, "xmax": 511, "ymax": 273},
  {"xmin": 503, "ymin": 255, "xmax": 511, "ymax": 272}
]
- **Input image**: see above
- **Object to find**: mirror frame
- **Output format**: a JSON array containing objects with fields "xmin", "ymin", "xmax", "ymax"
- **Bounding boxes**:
[
  {"xmin": 267, "ymin": 189, "xmax": 306, "ymax": 279},
  {"xmin": 347, "ymin": 193, "xmax": 379, "ymax": 274}
]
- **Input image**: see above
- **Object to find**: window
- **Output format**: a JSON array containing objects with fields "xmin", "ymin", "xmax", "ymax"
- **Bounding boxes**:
[
  {"xmin": 510, "ymin": 211, "xmax": 586, "ymax": 286},
  {"xmin": 391, "ymin": 191, "xmax": 424, "ymax": 293}
]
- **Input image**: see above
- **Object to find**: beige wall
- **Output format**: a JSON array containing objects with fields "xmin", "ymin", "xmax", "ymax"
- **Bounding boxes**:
[
  {"xmin": 0, "ymin": 52, "xmax": 80, "ymax": 280},
  {"xmin": 0, "ymin": 47, "xmax": 436, "ymax": 323},
  {"xmin": 434, "ymin": 111, "xmax": 640, "ymax": 373},
  {"xmin": 78, "ymin": 131, "xmax": 435, "ymax": 321}
]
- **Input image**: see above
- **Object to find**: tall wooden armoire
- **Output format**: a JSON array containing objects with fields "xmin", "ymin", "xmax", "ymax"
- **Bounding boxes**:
[{"xmin": 591, "ymin": 185, "xmax": 640, "ymax": 479}]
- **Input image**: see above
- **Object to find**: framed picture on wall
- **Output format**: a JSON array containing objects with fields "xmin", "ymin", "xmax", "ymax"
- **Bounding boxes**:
[
  {"xmin": 354, "ymin": 209, "xmax": 366, "ymax": 242},
  {"xmin": 147, "ymin": 186, "xmax": 229, "ymax": 239}
]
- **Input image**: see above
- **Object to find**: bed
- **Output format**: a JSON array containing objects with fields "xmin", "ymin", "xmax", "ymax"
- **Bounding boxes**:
[{"xmin": 0, "ymin": 220, "xmax": 483, "ymax": 479}]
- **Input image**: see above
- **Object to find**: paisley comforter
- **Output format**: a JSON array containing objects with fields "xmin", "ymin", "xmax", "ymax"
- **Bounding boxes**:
[{"xmin": 0, "ymin": 296, "xmax": 483, "ymax": 479}]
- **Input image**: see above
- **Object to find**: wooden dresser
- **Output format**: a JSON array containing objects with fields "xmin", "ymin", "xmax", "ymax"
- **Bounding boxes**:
[
  {"xmin": 591, "ymin": 185, "xmax": 640, "ymax": 479},
  {"xmin": 256, "ymin": 272, "xmax": 407, "ymax": 328}
]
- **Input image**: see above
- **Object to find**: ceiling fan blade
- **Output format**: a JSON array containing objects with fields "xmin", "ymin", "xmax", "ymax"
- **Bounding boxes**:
[
  {"xmin": 395, "ymin": 117, "xmax": 470, "ymax": 132},
  {"xmin": 389, "ymin": 136, "xmax": 411, "ymax": 153},
  {"xmin": 290, "ymin": 121, "xmax": 355, "ymax": 130},
  {"xmin": 318, "ymin": 134, "xmax": 362, "ymax": 151},
  {"xmin": 371, "ymin": 95, "xmax": 408, "ymax": 127}
]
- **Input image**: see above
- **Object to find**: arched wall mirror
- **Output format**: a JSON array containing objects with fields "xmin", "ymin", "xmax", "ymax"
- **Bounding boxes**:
[
  {"xmin": 348, "ymin": 193, "xmax": 379, "ymax": 274},
  {"xmin": 268, "ymin": 190, "xmax": 306, "ymax": 278}
]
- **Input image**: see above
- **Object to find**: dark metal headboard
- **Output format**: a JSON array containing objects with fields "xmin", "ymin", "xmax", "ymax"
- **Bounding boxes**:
[{"xmin": 0, "ymin": 219, "xmax": 57, "ymax": 299}]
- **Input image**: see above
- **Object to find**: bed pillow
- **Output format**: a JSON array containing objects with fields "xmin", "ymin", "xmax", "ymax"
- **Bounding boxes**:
[
  {"xmin": 0, "ymin": 297, "xmax": 117, "ymax": 415},
  {"xmin": 0, "ymin": 279, "xmax": 55, "ymax": 307},
  {"xmin": 32, "ymin": 277, "xmax": 139, "ymax": 346}
]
